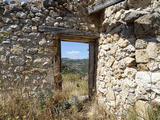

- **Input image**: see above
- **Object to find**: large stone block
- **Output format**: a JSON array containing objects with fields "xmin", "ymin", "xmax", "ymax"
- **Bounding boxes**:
[
  {"xmin": 134, "ymin": 13, "xmax": 160, "ymax": 37},
  {"xmin": 127, "ymin": 0, "xmax": 151, "ymax": 8},
  {"xmin": 135, "ymin": 100, "xmax": 151, "ymax": 119},
  {"xmin": 136, "ymin": 49, "xmax": 149, "ymax": 63},
  {"xmin": 135, "ymin": 72, "xmax": 160, "ymax": 94},
  {"xmin": 146, "ymin": 42, "xmax": 158, "ymax": 59}
]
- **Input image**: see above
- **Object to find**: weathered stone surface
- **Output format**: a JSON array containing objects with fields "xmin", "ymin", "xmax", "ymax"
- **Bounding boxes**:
[
  {"xmin": 135, "ymin": 100, "xmax": 151, "ymax": 119},
  {"xmin": 127, "ymin": 0, "xmax": 151, "ymax": 8},
  {"xmin": 134, "ymin": 13, "xmax": 160, "ymax": 37},
  {"xmin": 123, "ymin": 10, "xmax": 147, "ymax": 23},
  {"xmin": 137, "ymin": 64, "xmax": 149, "ymax": 71},
  {"xmin": 124, "ymin": 67, "xmax": 137, "ymax": 79},
  {"xmin": 11, "ymin": 44, "xmax": 23, "ymax": 55},
  {"xmin": 136, "ymin": 72, "xmax": 160, "ymax": 94},
  {"xmin": 119, "ymin": 57, "xmax": 135, "ymax": 68},
  {"xmin": 9, "ymin": 56, "xmax": 25, "ymax": 66},
  {"xmin": 136, "ymin": 50, "xmax": 149, "ymax": 63},
  {"xmin": 135, "ymin": 39, "xmax": 147, "ymax": 49},
  {"xmin": 106, "ymin": 89, "xmax": 115, "ymax": 101},
  {"xmin": 106, "ymin": 56, "xmax": 115, "ymax": 67},
  {"xmin": 16, "ymin": 12, "xmax": 27, "ymax": 19},
  {"xmin": 146, "ymin": 42, "xmax": 158, "ymax": 59},
  {"xmin": 118, "ymin": 38, "xmax": 129, "ymax": 48},
  {"xmin": 152, "ymin": 96, "xmax": 160, "ymax": 105}
]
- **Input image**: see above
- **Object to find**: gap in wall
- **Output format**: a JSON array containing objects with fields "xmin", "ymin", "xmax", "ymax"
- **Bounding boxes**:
[{"xmin": 61, "ymin": 41, "xmax": 89, "ymax": 99}]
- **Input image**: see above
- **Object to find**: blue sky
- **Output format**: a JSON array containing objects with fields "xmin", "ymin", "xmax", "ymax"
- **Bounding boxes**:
[{"xmin": 61, "ymin": 41, "xmax": 89, "ymax": 59}]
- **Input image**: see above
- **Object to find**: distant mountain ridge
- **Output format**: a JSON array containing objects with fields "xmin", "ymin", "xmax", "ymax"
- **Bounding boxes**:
[{"xmin": 61, "ymin": 58, "xmax": 88, "ymax": 76}]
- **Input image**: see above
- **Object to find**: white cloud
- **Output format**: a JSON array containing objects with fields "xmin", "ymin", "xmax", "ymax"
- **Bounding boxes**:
[{"xmin": 66, "ymin": 50, "xmax": 80, "ymax": 55}]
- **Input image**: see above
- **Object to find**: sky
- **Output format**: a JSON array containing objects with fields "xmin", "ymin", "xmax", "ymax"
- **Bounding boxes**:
[{"xmin": 61, "ymin": 41, "xmax": 89, "ymax": 59}]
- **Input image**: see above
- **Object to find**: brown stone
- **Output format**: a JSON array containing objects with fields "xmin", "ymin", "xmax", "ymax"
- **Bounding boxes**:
[
  {"xmin": 137, "ymin": 64, "xmax": 149, "ymax": 71},
  {"xmin": 127, "ymin": 0, "xmax": 151, "ymax": 9},
  {"xmin": 136, "ymin": 49, "xmax": 149, "ymax": 63},
  {"xmin": 135, "ymin": 100, "xmax": 151, "ymax": 119}
]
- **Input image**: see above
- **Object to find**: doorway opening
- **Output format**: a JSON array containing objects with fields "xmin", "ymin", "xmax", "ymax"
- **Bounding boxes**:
[{"xmin": 61, "ymin": 41, "xmax": 89, "ymax": 99}]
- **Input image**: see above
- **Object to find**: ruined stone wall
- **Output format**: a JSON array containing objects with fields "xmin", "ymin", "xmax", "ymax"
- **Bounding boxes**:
[
  {"xmin": 96, "ymin": 0, "xmax": 160, "ymax": 118},
  {"xmin": 0, "ymin": 1, "xmax": 84, "ymax": 96}
]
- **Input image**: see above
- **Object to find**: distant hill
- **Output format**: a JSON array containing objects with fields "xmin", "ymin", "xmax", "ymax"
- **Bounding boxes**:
[{"xmin": 61, "ymin": 58, "xmax": 88, "ymax": 76}]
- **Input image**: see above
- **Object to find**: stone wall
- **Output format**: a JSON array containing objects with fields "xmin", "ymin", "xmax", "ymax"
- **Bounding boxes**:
[
  {"xmin": 0, "ymin": 0, "xmax": 86, "ymax": 96},
  {"xmin": 96, "ymin": 0, "xmax": 160, "ymax": 118}
]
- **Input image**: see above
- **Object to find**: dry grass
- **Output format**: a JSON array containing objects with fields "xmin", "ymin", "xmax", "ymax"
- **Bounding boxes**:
[
  {"xmin": 0, "ymin": 73, "xmax": 160, "ymax": 120},
  {"xmin": 62, "ymin": 73, "xmax": 88, "ymax": 98},
  {"xmin": 0, "ymin": 73, "xmax": 90, "ymax": 120}
]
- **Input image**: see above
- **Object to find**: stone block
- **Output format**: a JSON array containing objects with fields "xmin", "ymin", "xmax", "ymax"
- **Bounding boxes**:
[
  {"xmin": 136, "ymin": 49, "xmax": 149, "ymax": 63},
  {"xmin": 146, "ymin": 42, "xmax": 158, "ymax": 59},
  {"xmin": 135, "ymin": 72, "xmax": 160, "ymax": 94},
  {"xmin": 134, "ymin": 13, "xmax": 160, "ymax": 37},
  {"xmin": 135, "ymin": 39, "xmax": 147, "ymax": 49},
  {"xmin": 11, "ymin": 44, "xmax": 23, "ymax": 55},
  {"xmin": 127, "ymin": 0, "xmax": 151, "ymax": 8},
  {"xmin": 135, "ymin": 100, "xmax": 151, "ymax": 119},
  {"xmin": 118, "ymin": 38, "xmax": 129, "ymax": 48}
]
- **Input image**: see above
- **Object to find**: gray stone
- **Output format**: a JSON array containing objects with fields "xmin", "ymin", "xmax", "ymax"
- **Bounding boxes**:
[
  {"xmin": 27, "ymin": 48, "xmax": 38, "ymax": 54},
  {"xmin": 0, "ymin": 47, "xmax": 4, "ymax": 53},
  {"xmin": 0, "ymin": 55, "xmax": 6, "ymax": 62},
  {"xmin": 134, "ymin": 13, "xmax": 160, "ymax": 37},
  {"xmin": 2, "ymin": 41, "xmax": 10, "ymax": 44},
  {"xmin": 113, "ymin": 85, "xmax": 122, "ymax": 92},
  {"xmin": 45, "ymin": 16, "xmax": 55, "ymax": 25},
  {"xmin": 124, "ymin": 45, "xmax": 135, "ymax": 52},
  {"xmin": 17, "ymin": 38, "xmax": 31, "ymax": 42},
  {"xmin": 14, "ymin": 66, "xmax": 24, "ymax": 73},
  {"xmin": 11, "ymin": 44, "xmax": 23, "ymax": 55},
  {"xmin": 31, "ymin": 6, "xmax": 39, "ymax": 13},
  {"xmin": 123, "ymin": 10, "xmax": 145, "ymax": 23},
  {"xmin": 22, "ymin": 26, "xmax": 32, "ymax": 33},
  {"xmin": 16, "ymin": 12, "xmax": 27, "ymax": 19},
  {"xmin": 39, "ymin": 38, "xmax": 46, "ymax": 46},
  {"xmin": 135, "ymin": 72, "xmax": 160, "ymax": 94},
  {"xmin": 9, "ymin": 4, "xmax": 22, "ymax": 11},
  {"xmin": 9, "ymin": 56, "xmax": 25, "ymax": 66},
  {"xmin": 119, "ymin": 57, "xmax": 136, "ymax": 68},
  {"xmin": 152, "ymin": 96, "xmax": 160, "ymax": 105},
  {"xmin": 10, "ymin": 25, "xmax": 20, "ymax": 30},
  {"xmin": 32, "ymin": 17, "xmax": 41, "ymax": 23}
]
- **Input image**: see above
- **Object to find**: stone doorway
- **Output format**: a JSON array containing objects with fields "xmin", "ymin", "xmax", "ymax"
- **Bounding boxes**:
[
  {"xmin": 39, "ymin": 26, "xmax": 99, "ymax": 98},
  {"xmin": 58, "ymin": 40, "xmax": 97, "ymax": 98}
]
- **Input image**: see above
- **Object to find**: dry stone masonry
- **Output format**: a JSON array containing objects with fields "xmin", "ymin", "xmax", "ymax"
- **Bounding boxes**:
[
  {"xmin": 0, "ymin": 0, "xmax": 160, "ymax": 119},
  {"xmin": 0, "ymin": 0, "xmax": 89, "ymax": 96},
  {"xmin": 96, "ymin": 0, "xmax": 160, "ymax": 118}
]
